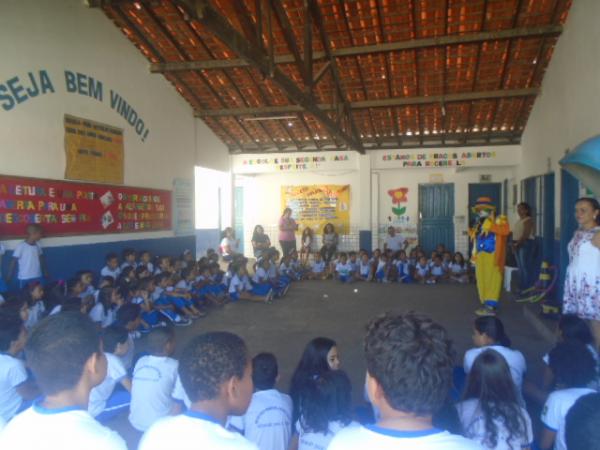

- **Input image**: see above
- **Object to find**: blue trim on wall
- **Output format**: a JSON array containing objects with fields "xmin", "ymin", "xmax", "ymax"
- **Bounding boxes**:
[
  {"xmin": 196, "ymin": 229, "xmax": 221, "ymax": 257},
  {"xmin": 359, "ymin": 230, "xmax": 372, "ymax": 253},
  {"xmin": 1, "ymin": 235, "xmax": 195, "ymax": 286}
]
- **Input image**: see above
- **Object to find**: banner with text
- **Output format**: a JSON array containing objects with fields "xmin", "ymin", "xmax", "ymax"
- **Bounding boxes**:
[
  {"xmin": 64, "ymin": 114, "xmax": 124, "ymax": 184},
  {"xmin": 0, "ymin": 175, "xmax": 171, "ymax": 238},
  {"xmin": 281, "ymin": 185, "xmax": 350, "ymax": 234}
]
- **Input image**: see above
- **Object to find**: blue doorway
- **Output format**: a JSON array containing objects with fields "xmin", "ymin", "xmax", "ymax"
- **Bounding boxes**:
[{"xmin": 418, "ymin": 184, "xmax": 455, "ymax": 254}]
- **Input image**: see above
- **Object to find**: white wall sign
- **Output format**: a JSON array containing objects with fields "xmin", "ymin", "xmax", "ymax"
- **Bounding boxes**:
[{"xmin": 232, "ymin": 151, "xmax": 358, "ymax": 174}]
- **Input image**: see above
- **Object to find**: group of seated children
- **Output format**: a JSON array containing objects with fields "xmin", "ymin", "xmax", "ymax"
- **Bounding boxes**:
[
  {"xmin": 303, "ymin": 243, "xmax": 472, "ymax": 285},
  {"xmin": 2, "ymin": 301, "xmax": 599, "ymax": 450}
]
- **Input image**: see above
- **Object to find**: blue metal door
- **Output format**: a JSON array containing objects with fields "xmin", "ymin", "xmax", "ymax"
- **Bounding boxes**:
[
  {"xmin": 234, "ymin": 186, "xmax": 244, "ymax": 254},
  {"xmin": 418, "ymin": 184, "xmax": 454, "ymax": 254}
]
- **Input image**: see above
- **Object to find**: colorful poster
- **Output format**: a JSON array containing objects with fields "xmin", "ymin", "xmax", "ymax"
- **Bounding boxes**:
[
  {"xmin": 172, "ymin": 178, "xmax": 194, "ymax": 236},
  {"xmin": 64, "ymin": 114, "xmax": 124, "ymax": 184},
  {"xmin": 0, "ymin": 175, "xmax": 171, "ymax": 238},
  {"xmin": 281, "ymin": 185, "xmax": 350, "ymax": 234}
]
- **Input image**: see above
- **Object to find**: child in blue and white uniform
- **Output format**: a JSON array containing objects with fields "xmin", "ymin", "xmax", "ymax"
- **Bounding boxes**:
[
  {"xmin": 374, "ymin": 254, "xmax": 389, "ymax": 283},
  {"xmin": 356, "ymin": 253, "xmax": 372, "ymax": 281},
  {"xmin": 120, "ymin": 248, "xmax": 137, "ymax": 271},
  {"xmin": 335, "ymin": 253, "xmax": 354, "ymax": 283},
  {"xmin": 394, "ymin": 250, "xmax": 412, "ymax": 283},
  {"xmin": 429, "ymin": 256, "xmax": 447, "ymax": 284},
  {"xmin": 101, "ymin": 253, "xmax": 121, "ymax": 280},
  {"xmin": 268, "ymin": 251, "xmax": 290, "ymax": 296},
  {"xmin": 253, "ymin": 259, "xmax": 280, "ymax": 298},
  {"xmin": 308, "ymin": 253, "xmax": 326, "ymax": 280},
  {"xmin": 229, "ymin": 263, "xmax": 273, "ymax": 303},
  {"xmin": 8, "ymin": 224, "xmax": 46, "ymax": 290},
  {"xmin": 449, "ymin": 252, "xmax": 469, "ymax": 284},
  {"xmin": 414, "ymin": 256, "xmax": 430, "ymax": 284}
]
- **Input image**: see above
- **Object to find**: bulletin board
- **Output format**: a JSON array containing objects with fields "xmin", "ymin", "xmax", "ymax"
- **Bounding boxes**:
[
  {"xmin": 0, "ymin": 174, "xmax": 171, "ymax": 238},
  {"xmin": 64, "ymin": 114, "xmax": 124, "ymax": 184},
  {"xmin": 281, "ymin": 185, "xmax": 350, "ymax": 234}
]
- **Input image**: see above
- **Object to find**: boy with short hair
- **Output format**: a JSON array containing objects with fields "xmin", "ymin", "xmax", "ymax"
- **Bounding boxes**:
[
  {"xmin": 139, "ymin": 331, "xmax": 257, "ymax": 450},
  {"xmin": 88, "ymin": 326, "xmax": 132, "ymax": 422},
  {"xmin": 328, "ymin": 312, "xmax": 481, "ymax": 450},
  {"xmin": 565, "ymin": 393, "xmax": 600, "ymax": 450},
  {"xmin": 0, "ymin": 312, "xmax": 127, "ymax": 450},
  {"xmin": 228, "ymin": 353, "xmax": 293, "ymax": 450},
  {"xmin": 121, "ymin": 248, "xmax": 137, "ymax": 270},
  {"xmin": 129, "ymin": 327, "xmax": 179, "ymax": 432},
  {"xmin": 7, "ymin": 224, "xmax": 47, "ymax": 290},
  {"xmin": 101, "ymin": 253, "xmax": 121, "ymax": 280}
]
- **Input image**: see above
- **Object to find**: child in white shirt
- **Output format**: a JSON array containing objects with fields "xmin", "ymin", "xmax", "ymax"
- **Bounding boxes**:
[
  {"xmin": 335, "ymin": 253, "xmax": 354, "ymax": 283},
  {"xmin": 356, "ymin": 253, "xmax": 372, "ymax": 281},
  {"xmin": 307, "ymin": 253, "xmax": 326, "ymax": 280},
  {"xmin": 414, "ymin": 256, "xmax": 430, "ymax": 284},
  {"xmin": 228, "ymin": 353, "xmax": 293, "ymax": 450},
  {"xmin": 89, "ymin": 326, "xmax": 132, "ymax": 422},
  {"xmin": 229, "ymin": 263, "xmax": 273, "ymax": 303},
  {"xmin": 138, "ymin": 331, "xmax": 257, "ymax": 450},
  {"xmin": 449, "ymin": 252, "xmax": 469, "ymax": 284},
  {"xmin": 101, "ymin": 253, "xmax": 121, "ymax": 280},
  {"xmin": 0, "ymin": 313, "xmax": 127, "ymax": 450},
  {"xmin": 8, "ymin": 224, "xmax": 46, "ymax": 290},
  {"xmin": 429, "ymin": 255, "xmax": 447, "ymax": 284},
  {"xmin": 22, "ymin": 281, "xmax": 46, "ymax": 330},
  {"xmin": 129, "ymin": 327, "xmax": 180, "ymax": 431},
  {"xmin": 120, "ymin": 248, "xmax": 137, "ymax": 270}
]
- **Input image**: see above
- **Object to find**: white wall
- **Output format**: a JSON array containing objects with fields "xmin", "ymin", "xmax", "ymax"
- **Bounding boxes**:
[
  {"xmin": 517, "ymin": 0, "xmax": 600, "ymax": 226},
  {"xmin": 0, "ymin": 0, "xmax": 228, "ymax": 247}
]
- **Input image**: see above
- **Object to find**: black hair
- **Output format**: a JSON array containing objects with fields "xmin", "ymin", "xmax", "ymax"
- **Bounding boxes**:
[
  {"xmin": 105, "ymin": 252, "xmax": 118, "ymax": 262},
  {"xmin": 566, "ymin": 393, "xmax": 600, "ymax": 450},
  {"xmin": 119, "ymin": 266, "xmax": 135, "ymax": 280},
  {"xmin": 252, "ymin": 353, "xmax": 278, "ymax": 391},
  {"xmin": 97, "ymin": 286, "xmax": 114, "ymax": 311},
  {"xmin": 559, "ymin": 314, "xmax": 594, "ymax": 345},
  {"xmin": 517, "ymin": 202, "xmax": 532, "ymax": 217},
  {"xmin": 299, "ymin": 370, "xmax": 353, "ymax": 434},
  {"xmin": 576, "ymin": 197, "xmax": 600, "ymax": 225},
  {"xmin": 463, "ymin": 349, "xmax": 528, "ymax": 448},
  {"xmin": 135, "ymin": 265, "xmax": 150, "ymax": 278},
  {"xmin": 154, "ymin": 273, "xmax": 169, "ymax": 285},
  {"xmin": 66, "ymin": 278, "xmax": 82, "ymax": 295},
  {"xmin": 549, "ymin": 340, "xmax": 596, "ymax": 388},
  {"xmin": 61, "ymin": 297, "xmax": 84, "ymax": 313},
  {"xmin": 115, "ymin": 303, "xmax": 141, "ymax": 326},
  {"xmin": 251, "ymin": 225, "xmax": 265, "ymax": 242},
  {"xmin": 26, "ymin": 223, "xmax": 42, "ymax": 234},
  {"xmin": 25, "ymin": 312, "xmax": 101, "ymax": 395},
  {"xmin": 146, "ymin": 327, "xmax": 175, "ymax": 355},
  {"xmin": 0, "ymin": 295, "xmax": 28, "ymax": 318},
  {"xmin": 364, "ymin": 311, "xmax": 453, "ymax": 416},
  {"xmin": 181, "ymin": 267, "xmax": 194, "ymax": 279},
  {"xmin": 76, "ymin": 270, "xmax": 93, "ymax": 280},
  {"xmin": 99, "ymin": 276, "xmax": 115, "ymax": 287},
  {"xmin": 101, "ymin": 325, "xmax": 129, "ymax": 354},
  {"xmin": 0, "ymin": 311, "xmax": 23, "ymax": 351},
  {"xmin": 122, "ymin": 248, "xmax": 136, "ymax": 258},
  {"xmin": 474, "ymin": 316, "xmax": 511, "ymax": 347},
  {"xmin": 179, "ymin": 331, "xmax": 248, "ymax": 402}
]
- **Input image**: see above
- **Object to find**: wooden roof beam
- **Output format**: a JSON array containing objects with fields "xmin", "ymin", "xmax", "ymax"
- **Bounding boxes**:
[
  {"xmin": 194, "ymin": 87, "xmax": 540, "ymax": 117},
  {"xmin": 175, "ymin": 0, "xmax": 364, "ymax": 153},
  {"xmin": 149, "ymin": 25, "xmax": 562, "ymax": 73}
]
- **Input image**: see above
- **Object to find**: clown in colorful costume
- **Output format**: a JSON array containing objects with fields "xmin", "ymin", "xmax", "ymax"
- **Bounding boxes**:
[{"xmin": 469, "ymin": 197, "xmax": 510, "ymax": 316}]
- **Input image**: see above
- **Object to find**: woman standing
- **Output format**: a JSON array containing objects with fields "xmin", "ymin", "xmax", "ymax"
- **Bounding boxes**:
[
  {"xmin": 563, "ymin": 197, "xmax": 600, "ymax": 348},
  {"xmin": 320, "ymin": 223, "xmax": 338, "ymax": 264},
  {"xmin": 512, "ymin": 202, "xmax": 535, "ymax": 291},
  {"xmin": 278, "ymin": 208, "xmax": 298, "ymax": 258},
  {"xmin": 251, "ymin": 225, "xmax": 271, "ymax": 259}
]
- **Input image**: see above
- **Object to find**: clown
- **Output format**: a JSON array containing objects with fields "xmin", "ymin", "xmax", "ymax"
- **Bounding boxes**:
[{"xmin": 469, "ymin": 197, "xmax": 510, "ymax": 316}]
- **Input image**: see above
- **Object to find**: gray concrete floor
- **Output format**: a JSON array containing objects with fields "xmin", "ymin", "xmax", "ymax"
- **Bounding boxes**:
[{"xmin": 109, "ymin": 280, "xmax": 554, "ymax": 449}]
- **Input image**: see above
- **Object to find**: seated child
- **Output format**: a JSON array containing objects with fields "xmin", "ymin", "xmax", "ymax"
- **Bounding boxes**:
[
  {"xmin": 539, "ymin": 341, "xmax": 597, "ymax": 450},
  {"xmin": 77, "ymin": 270, "xmax": 96, "ymax": 301},
  {"xmin": 413, "ymin": 256, "xmax": 430, "ymax": 284},
  {"xmin": 394, "ymin": 250, "xmax": 412, "ymax": 283},
  {"xmin": 194, "ymin": 264, "xmax": 227, "ymax": 307},
  {"xmin": 374, "ymin": 253, "xmax": 389, "ymax": 283},
  {"xmin": 449, "ymin": 252, "xmax": 469, "ymax": 284},
  {"xmin": 356, "ymin": 252, "xmax": 372, "ymax": 281},
  {"xmin": 293, "ymin": 370, "xmax": 358, "ymax": 450},
  {"xmin": 138, "ymin": 331, "xmax": 257, "ymax": 450},
  {"xmin": 89, "ymin": 286, "xmax": 124, "ymax": 329},
  {"xmin": 129, "ymin": 327, "xmax": 180, "ymax": 432},
  {"xmin": 0, "ymin": 312, "xmax": 127, "ymax": 449},
  {"xmin": 348, "ymin": 252, "xmax": 359, "ymax": 277},
  {"xmin": 114, "ymin": 303, "xmax": 142, "ymax": 370},
  {"xmin": 328, "ymin": 312, "xmax": 480, "ymax": 450},
  {"xmin": 21, "ymin": 281, "xmax": 46, "ymax": 330},
  {"xmin": 89, "ymin": 326, "xmax": 132, "ymax": 422},
  {"xmin": 267, "ymin": 251, "xmax": 290, "ymax": 297},
  {"xmin": 0, "ymin": 311, "xmax": 38, "ymax": 423},
  {"xmin": 120, "ymin": 248, "xmax": 137, "ymax": 270},
  {"xmin": 139, "ymin": 250, "xmax": 154, "ymax": 274},
  {"xmin": 101, "ymin": 253, "xmax": 121, "ymax": 280},
  {"xmin": 228, "ymin": 353, "xmax": 293, "ymax": 450},
  {"xmin": 229, "ymin": 263, "xmax": 273, "ymax": 303},
  {"xmin": 307, "ymin": 252, "xmax": 327, "ymax": 280},
  {"xmin": 335, "ymin": 253, "xmax": 354, "ymax": 283},
  {"xmin": 428, "ymin": 255, "xmax": 447, "ymax": 284}
]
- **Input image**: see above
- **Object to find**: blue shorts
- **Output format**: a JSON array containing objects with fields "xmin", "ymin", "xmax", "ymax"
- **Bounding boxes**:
[{"xmin": 229, "ymin": 291, "xmax": 240, "ymax": 302}]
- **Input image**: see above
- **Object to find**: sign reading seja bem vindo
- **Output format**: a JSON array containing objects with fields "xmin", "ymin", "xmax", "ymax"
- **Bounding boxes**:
[{"xmin": 0, "ymin": 69, "xmax": 150, "ymax": 142}]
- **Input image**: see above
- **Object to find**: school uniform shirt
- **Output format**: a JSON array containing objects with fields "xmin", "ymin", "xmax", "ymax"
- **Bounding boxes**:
[
  {"xmin": 311, "ymin": 261, "xmax": 326, "ymax": 274},
  {"xmin": 456, "ymin": 398, "xmax": 533, "ymax": 450},
  {"xmin": 376, "ymin": 260, "xmax": 387, "ymax": 273},
  {"xmin": 89, "ymin": 353, "xmax": 128, "ymax": 417},
  {"xmin": 296, "ymin": 419, "xmax": 359, "ymax": 450},
  {"xmin": 229, "ymin": 274, "xmax": 245, "ymax": 295},
  {"xmin": 267, "ymin": 265, "xmax": 278, "ymax": 280},
  {"xmin": 129, "ymin": 355, "xmax": 179, "ymax": 431},
  {"xmin": 12, "ymin": 241, "xmax": 43, "ymax": 280},
  {"xmin": 143, "ymin": 262, "xmax": 155, "ymax": 274},
  {"xmin": 24, "ymin": 300, "xmax": 45, "ymax": 329},
  {"xmin": 172, "ymin": 375, "xmax": 191, "ymax": 408},
  {"xmin": 100, "ymin": 266, "xmax": 121, "ymax": 280},
  {"xmin": 541, "ymin": 387, "xmax": 596, "ymax": 450},
  {"xmin": 327, "ymin": 424, "xmax": 483, "ymax": 450},
  {"xmin": 359, "ymin": 261, "xmax": 371, "ymax": 277},
  {"xmin": 0, "ymin": 354, "xmax": 27, "ymax": 422},
  {"xmin": 0, "ymin": 403, "xmax": 127, "ymax": 450},
  {"xmin": 139, "ymin": 411, "xmax": 258, "ymax": 450},
  {"xmin": 450, "ymin": 262, "xmax": 467, "ymax": 274},
  {"xmin": 120, "ymin": 261, "xmax": 137, "ymax": 270},
  {"xmin": 335, "ymin": 262, "xmax": 353, "ymax": 277},
  {"xmin": 430, "ymin": 264, "xmax": 446, "ymax": 277},
  {"xmin": 228, "ymin": 389, "xmax": 293, "ymax": 450},
  {"xmin": 89, "ymin": 303, "xmax": 115, "ymax": 328},
  {"xmin": 175, "ymin": 279, "xmax": 190, "ymax": 291},
  {"xmin": 253, "ymin": 267, "xmax": 269, "ymax": 284},
  {"xmin": 152, "ymin": 286, "xmax": 165, "ymax": 302},
  {"xmin": 464, "ymin": 346, "xmax": 527, "ymax": 394},
  {"xmin": 118, "ymin": 334, "xmax": 135, "ymax": 371}
]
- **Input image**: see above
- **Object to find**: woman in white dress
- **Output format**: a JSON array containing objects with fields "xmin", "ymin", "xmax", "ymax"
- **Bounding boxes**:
[{"xmin": 563, "ymin": 197, "xmax": 600, "ymax": 347}]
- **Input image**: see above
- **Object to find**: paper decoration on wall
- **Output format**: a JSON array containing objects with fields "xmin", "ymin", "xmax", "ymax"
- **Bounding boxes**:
[
  {"xmin": 281, "ymin": 185, "xmax": 350, "ymax": 234},
  {"xmin": 388, "ymin": 188, "xmax": 409, "ymax": 217},
  {"xmin": 64, "ymin": 114, "xmax": 124, "ymax": 184},
  {"xmin": 0, "ymin": 175, "xmax": 171, "ymax": 238}
]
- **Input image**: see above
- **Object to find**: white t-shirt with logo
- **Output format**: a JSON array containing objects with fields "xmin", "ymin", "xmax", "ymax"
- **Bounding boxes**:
[
  {"xmin": 0, "ymin": 404, "xmax": 127, "ymax": 450},
  {"xmin": 89, "ymin": 353, "xmax": 128, "ymax": 418},
  {"xmin": 464, "ymin": 346, "xmax": 527, "ymax": 393},
  {"xmin": 385, "ymin": 234, "xmax": 406, "ymax": 252},
  {"xmin": 541, "ymin": 387, "xmax": 596, "ymax": 450},
  {"xmin": 129, "ymin": 355, "xmax": 179, "ymax": 431},
  {"xmin": 228, "ymin": 389, "xmax": 293, "ymax": 450},
  {"xmin": 456, "ymin": 398, "xmax": 533, "ymax": 450},
  {"xmin": 327, "ymin": 424, "xmax": 483, "ymax": 450},
  {"xmin": 12, "ymin": 241, "xmax": 43, "ymax": 280},
  {"xmin": 0, "ymin": 354, "xmax": 27, "ymax": 422},
  {"xmin": 296, "ymin": 419, "xmax": 359, "ymax": 450},
  {"xmin": 139, "ymin": 411, "xmax": 258, "ymax": 450}
]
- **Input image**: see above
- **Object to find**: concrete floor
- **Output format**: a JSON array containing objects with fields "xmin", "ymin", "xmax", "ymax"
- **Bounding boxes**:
[{"xmin": 110, "ymin": 280, "xmax": 554, "ymax": 449}]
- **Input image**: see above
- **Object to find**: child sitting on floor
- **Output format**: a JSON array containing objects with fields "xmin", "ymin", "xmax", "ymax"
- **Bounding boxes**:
[
  {"xmin": 121, "ymin": 248, "xmax": 137, "ymax": 270},
  {"xmin": 414, "ymin": 255, "xmax": 430, "ymax": 284},
  {"xmin": 429, "ymin": 255, "xmax": 448, "ymax": 284},
  {"xmin": 335, "ymin": 253, "xmax": 354, "ymax": 283},
  {"xmin": 449, "ymin": 252, "xmax": 469, "ymax": 284},
  {"xmin": 307, "ymin": 252, "xmax": 326, "ymax": 280},
  {"xmin": 356, "ymin": 252, "xmax": 372, "ymax": 281},
  {"xmin": 101, "ymin": 252, "xmax": 121, "ymax": 280},
  {"xmin": 229, "ymin": 262, "xmax": 273, "ymax": 303}
]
